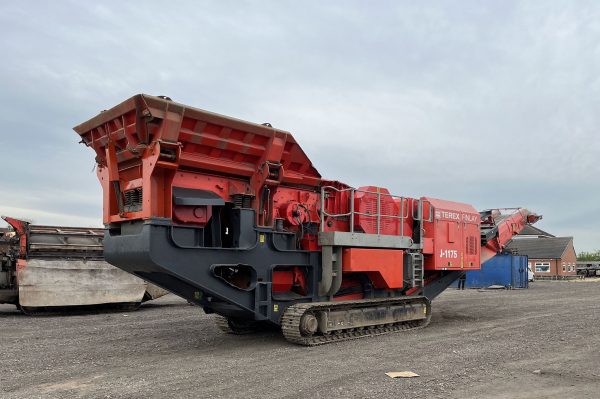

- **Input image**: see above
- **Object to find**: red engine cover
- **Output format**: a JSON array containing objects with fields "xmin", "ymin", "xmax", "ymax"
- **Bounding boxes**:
[{"xmin": 353, "ymin": 186, "xmax": 412, "ymax": 236}]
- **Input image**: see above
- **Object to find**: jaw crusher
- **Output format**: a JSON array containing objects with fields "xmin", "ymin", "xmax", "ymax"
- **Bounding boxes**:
[{"xmin": 74, "ymin": 94, "xmax": 540, "ymax": 345}]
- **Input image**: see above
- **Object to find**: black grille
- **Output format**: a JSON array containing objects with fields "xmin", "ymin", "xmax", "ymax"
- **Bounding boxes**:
[
  {"xmin": 231, "ymin": 194, "xmax": 253, "ymax": 209},
  {"xmin": 466, "ymin": 236, "xmax": 477, "ymax": 255},
  {"xmin": 124, "ymin": 188, "xmax": 143, "ymax": 212}
]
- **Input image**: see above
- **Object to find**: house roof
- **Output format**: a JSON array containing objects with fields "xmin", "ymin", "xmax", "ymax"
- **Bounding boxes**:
[
  {"xmin": 506, "ymin": 237, "xmax": 572, "ymax": 259},
  {"xmin": 517, "ymin": 225, "xmax": 554, "ymax": 237}
]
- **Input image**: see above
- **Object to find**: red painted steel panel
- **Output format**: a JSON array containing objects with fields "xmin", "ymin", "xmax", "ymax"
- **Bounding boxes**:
[
  {"xmin": 272, "ymin": 271, "xmax": 293, "ymax": 293},
  {"xmin": 342, "ymin": 248, "xmax": 404, "ymax": 289},
  {"xmin": 74, "ymin": 94, "xmax": 321, "ymax": 226},
  {"xmin": 422, "ymin": 197, "xmax": 481, "ymax": 271}
]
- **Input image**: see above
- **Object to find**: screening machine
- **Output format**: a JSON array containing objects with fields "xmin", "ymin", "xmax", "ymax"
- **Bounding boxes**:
[{"xmin": 0, "ymin": 216, "xmax": 167, "ymax": 312}]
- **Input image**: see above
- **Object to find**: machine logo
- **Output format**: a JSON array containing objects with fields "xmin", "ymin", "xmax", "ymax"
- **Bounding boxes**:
[
  {"xmin": 462, "ymin": 214, "xmax": 479, "ymax": 223},
  {"xmin": 435, "ymin": 210, "xmax": 478, "ymax": 224},
  {"xmin": 435, "ymin": 210, "xmax": 460, "ymax": 220}
]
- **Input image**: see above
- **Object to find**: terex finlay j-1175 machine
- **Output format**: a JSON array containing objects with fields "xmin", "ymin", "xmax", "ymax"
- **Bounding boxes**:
[{"xmin": 74, "ymin": 95, "xmax": 540, "ymax": 345}]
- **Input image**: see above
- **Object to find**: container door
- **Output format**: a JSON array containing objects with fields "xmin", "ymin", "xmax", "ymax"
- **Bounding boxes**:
[
  {"xmin": 513, "ymin": 256, "xmax": 526, "ymax": 288},
  {"xmin": 522, "ymin": 256, "xmax": 529, "ymax": 288}
]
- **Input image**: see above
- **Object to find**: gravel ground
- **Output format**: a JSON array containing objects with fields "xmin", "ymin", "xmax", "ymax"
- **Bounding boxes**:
[{"xmin": 1, "ymin": 280, "xmax": 599, "ymax": 399}]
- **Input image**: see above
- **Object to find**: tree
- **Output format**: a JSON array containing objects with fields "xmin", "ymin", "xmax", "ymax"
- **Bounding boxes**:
[{"xmin": 577, "ymin": 250, "xmax": 600, "ymax": 261}]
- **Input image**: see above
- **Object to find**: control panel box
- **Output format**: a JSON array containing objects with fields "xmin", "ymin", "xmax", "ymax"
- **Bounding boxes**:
[{"xmin": 422, "ymin": 197, "xmax": 481, "ymax": 271}]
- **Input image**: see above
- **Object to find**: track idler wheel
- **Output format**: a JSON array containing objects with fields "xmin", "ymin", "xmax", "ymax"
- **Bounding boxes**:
[{"xmin": 299, "ymin": 313, "xmax": 318, "ymax": 336}]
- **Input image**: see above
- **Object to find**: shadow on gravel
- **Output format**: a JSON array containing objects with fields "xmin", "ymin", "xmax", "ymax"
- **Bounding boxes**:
[
  {"xmin": 0, "ymin": 300, "xmax": 188, "ymax": 318},
  {"xmin": 191, "ymin": 329, "xmax": 290, "ymax": 351},
  {"xmin": 134, "ymin": 301, "xmax": 191, "ymax": 311},
  {"xmin": 429, "ymin": 311, "xmax": 489, "ymax": 328},
  {"xmin": 0, "ymin": 306, "xmax": 20, "ymax": 317}
]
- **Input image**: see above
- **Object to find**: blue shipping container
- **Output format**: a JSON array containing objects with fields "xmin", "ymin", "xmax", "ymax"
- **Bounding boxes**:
[{"xmin": 452, "ymin": 254, "xmax": 529, "ymax": 289}]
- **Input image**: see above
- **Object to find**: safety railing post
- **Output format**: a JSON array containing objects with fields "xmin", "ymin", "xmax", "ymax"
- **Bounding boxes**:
[
  {"xmin": 376, "ymin": 189, "xmax": 381, "ymax": 235},
  {"xmin": 350, "ymin": 188, "xmax": 355, "ymax": 233},
  {"xmin": 400, "ymin": 197, "xmax": 404, "ymax": 237},
  {"xmin": 418, "ymin": 199, "xmax": 424, "ymax": 244},
  {"xmin": 320, "ymin": 187, "xmax": 326, "ymax": 232}
]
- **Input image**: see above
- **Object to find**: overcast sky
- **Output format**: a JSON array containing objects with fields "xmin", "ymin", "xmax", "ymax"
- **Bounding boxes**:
[{"xmin": 1, "ymin": 1, "xmax": 599, "ymax": 252}]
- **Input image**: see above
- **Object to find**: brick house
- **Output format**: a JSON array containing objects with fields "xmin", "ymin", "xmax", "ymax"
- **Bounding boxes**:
[{"xmin": 506, "ymin": 236, "xmax": 577, "ymax": 278}]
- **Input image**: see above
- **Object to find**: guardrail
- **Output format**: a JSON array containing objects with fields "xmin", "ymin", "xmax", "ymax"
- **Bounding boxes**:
[{"xmin": 319, "ymin": 186, "xmax": 432, "ymax": 235}]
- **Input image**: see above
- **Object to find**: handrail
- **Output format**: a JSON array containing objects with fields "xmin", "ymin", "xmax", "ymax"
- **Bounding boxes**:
[{"xmin": 319, "ymin": 185, "xmax": 413, "ymax": 234}]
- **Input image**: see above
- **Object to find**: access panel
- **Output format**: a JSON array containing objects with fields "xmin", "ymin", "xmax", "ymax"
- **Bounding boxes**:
[{"xmin": 422, "ymin": 197, "xmax": 481, "ymax": 271}]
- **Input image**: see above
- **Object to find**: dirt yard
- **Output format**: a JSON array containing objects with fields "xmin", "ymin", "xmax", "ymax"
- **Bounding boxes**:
[{"xmin": 1, "ymin": 281, "xmax": 599, "ymax": 399}]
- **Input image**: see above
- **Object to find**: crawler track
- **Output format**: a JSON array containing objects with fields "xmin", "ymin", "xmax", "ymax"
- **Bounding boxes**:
[{"xmin": 281, "ymin": 296, "xmax": 431, "ymax": 346}]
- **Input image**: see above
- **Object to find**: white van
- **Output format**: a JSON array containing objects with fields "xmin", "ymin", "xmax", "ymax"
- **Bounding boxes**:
[{"xmin": 527, "ymin": 263, "xmax": 535, "ymax": 282}]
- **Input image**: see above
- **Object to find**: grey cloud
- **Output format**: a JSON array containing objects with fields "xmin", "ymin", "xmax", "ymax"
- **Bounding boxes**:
[{"xmin": 0, "ymin": 1, "xmax": 598, "ymax": 251}]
